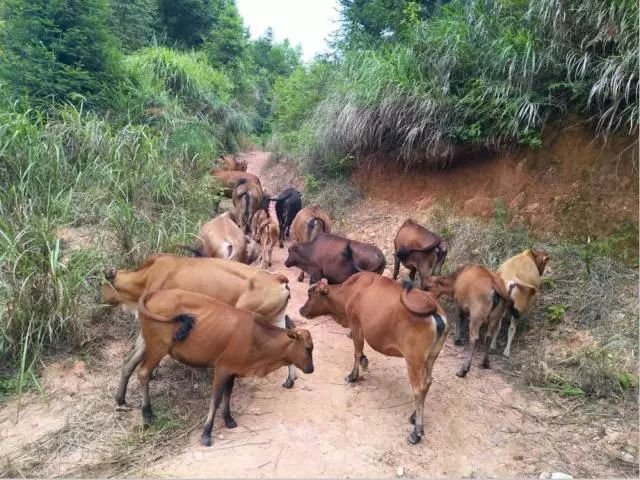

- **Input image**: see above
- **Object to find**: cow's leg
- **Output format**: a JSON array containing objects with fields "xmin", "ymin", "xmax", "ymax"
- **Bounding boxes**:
[
  {"xmin": 392, "ymin": 255, "xmax": 401, "ymax": 280},
  {"xmin": 267, "ymin": 243, "xmax": 273, "ymax": 267},
  {"xmin": 346, "ymin": 324, "xmax": 365, "ymax": 383},
  {"xmin": 297, "ymin": 270, "xmax": 305, "ymax": 282},
  {"xmin": 202, "ymin": 371, "xmax": 230, "ymax": 447},
  {"xmin": 454, "ymin": 307, "xmax": 466, "ymax": 345},
  {"xmin": 407, "ymin": 359, "xmax": 427, "ymax": 444},
  {"xmin": 222, "ymin": 375, "xmax": 237, "ymax": 428},
  {"xmin": 138, "ymin": 346, "xmax": 166, "ymax": 426},
  {"xmin": 432, "ymin": 246, "xmax": 447, "ymax": 276},
  {"xmin": 503, "ymin": 310, "xmax": 519, "ymax": 357},
  {"xmin": 409, "ymin": 268, "xmax": 417, "ymax": 282},
  {"xmin": 116, "ymin": 333, "xmax": 146, "ymax": 406},
  {"xmin": 482, "ymin": 308, "xmax": 503, "ymax": 369},
  {"xmin": 277, "ymin": 310, "xmax": 297, "ymax": 389},
  {"xmin": 457, "ymin": 312, "xmax": 482, "ymax": 377}
]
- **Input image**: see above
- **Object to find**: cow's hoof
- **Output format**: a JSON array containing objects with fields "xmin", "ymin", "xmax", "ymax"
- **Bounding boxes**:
[
  {"xmin": 359, "ymin": 356, "xmax": 369, "ymax": 370},
  {"xmin": 408, "ymin": 432, "xmax": 422, "ymax": 444},
  {"xmin": 282, "ymin": 378, "xmax": 294, "ymax": 389},
  {"xmin": 201, "ymin": 435, "xmax": 212, "ymax": 447},
  {"xmin": 454, "ymin": 338, "xmax": 464, "ymax": 346},
  {"xmin": 346, "ymin": 373, "xmax": 358, "ymax": 383},
  {"xmin": 481, "ymin": 360, "xmax": 490, "ymax": 369},
  {"xmin": 224, "ymin": 417, "xmax": 238, "ymax": 429},
  {"xmin": 142, "ymin": 406, "xmax": 155, "ymax": 425},
  {"xmin": 456, "ymin": 368, "xmax": 468, "ymax": 378},
  {"xmin": 409, "ymin": 411, "xmax": 416, "ymax": 425}
]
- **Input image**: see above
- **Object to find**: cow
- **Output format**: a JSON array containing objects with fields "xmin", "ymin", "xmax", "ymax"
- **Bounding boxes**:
[
  {"xmin": 291, "ymin": 205, "xmax": 332, "ymax": 245},
  {"xmin": 258, "ymin": 216, "xmax": 280, "ymax": 269},
  {"xmin": 250, "ymin": 209, "xmax": 269, "ymax": 241},
  {"xmin": 137, "ymin": 288, "xmax": 313, "ymax": 446},
  {"xmin": 219, "ymin": 154, "xmax": 247, "ymax": 172},
  {"xmin": 285, "ymin": 233, "xmax": 386, "ymax": 283},
  {"xmin": 180, "ymin": 212, "xmax": 259, "ymax": 264},
  {"xmin": 271, "ymin": 188, "xmax": 302, "ymax": 247},
  {"xmin": 490, "ymin": 249, "xmax": 549, "ymax": 357},
  {"xmin": 392, "ymin": 219, "xmax": 448, "ymax": 288},
  {"xmin": 426, "ymin": 265, "xmax": 512, "ymax": 378},
  {"xmin": 211, "ymin": 169, "xmax": 261, "ymax": 197},
  {"xmin": 299, "ymin": 273, "xmax": 449, "ymax": 444},
  {"xmin": 233, "ymin": 178, "xmax": 264, "ymax": 234},
  {"xmin": 98, "ymin": 254, "xmax": 298, "ymax": 406}
]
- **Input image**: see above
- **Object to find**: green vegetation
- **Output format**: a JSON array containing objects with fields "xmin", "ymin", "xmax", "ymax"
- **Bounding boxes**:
[
  {"xmin": 270, "ymin": 0, "xmax": 638, "ymax": 171},
  {"xmin": 0, "ymin": 0, "xmax": 301, "ymax": 389}
]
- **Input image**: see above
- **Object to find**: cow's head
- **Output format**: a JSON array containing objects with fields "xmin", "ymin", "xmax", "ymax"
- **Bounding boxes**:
[
  {"xmin": 284, "ymin": 244, "xmax": 301, "ymax": 268},
  {"xmin": 531, "ymin": 249, "xmax": 549, "ymax": 276},
  {"xmin": 299, "ymin": 278, "xmax": 331, "ymax": 318},
  {"xmin": 423, "ymin": 274, "xmax": 455, "ymax": 298},
  {"xmin": 285, "ymin": 328, "xmax": 314, "ymax": 374}
]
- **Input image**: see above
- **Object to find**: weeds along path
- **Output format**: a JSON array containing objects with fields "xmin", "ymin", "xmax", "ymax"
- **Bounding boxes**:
[{"xmin": 0, "ymin": 150, "xmax": 631, "ymax": 478}]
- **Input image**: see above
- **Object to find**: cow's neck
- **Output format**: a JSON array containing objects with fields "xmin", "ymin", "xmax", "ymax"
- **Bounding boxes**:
[
  {"xmin": 324, "ymin": 284, "xmax": 350, "ymax": 326},
  {"xmin": 250, "ymin": 323, "xmax": 292, "ymax": 373}
]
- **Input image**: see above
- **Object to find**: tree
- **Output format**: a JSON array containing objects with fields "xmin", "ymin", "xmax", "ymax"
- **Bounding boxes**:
[
  {"xmin": 158, "ymin": 0, "xmax": 222, "ymax": 48},
  {"xmin": 0, "ymin": 0, "xmax": 121, "ymax": 103},
  {"xmin": 109, "ymin": 0, "xmax": 159, "ymax": 52},
  {"xmin": 204, "ymin": 0, "xmax": 248, "ymax": 67}
]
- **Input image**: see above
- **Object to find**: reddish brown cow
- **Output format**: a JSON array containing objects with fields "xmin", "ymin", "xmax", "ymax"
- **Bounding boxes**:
[
  {"xmin": 426, "ymin": 265, "xmax": 512, "ymax": 377},
  {"xmin": 233, "ymin": 179, "xmax": 264, "ymax": 234},
  {"xmin": 137, "ymin": 289, "xmax": 313, "ymax": 446},
  {"xmin": 219, "ymin": 154, "xmax": 247, "ymax": 171},
  {"xmin": 285, "ymin": 233, "xmax": 386, "ymax": 283},
  {"xmin": 291, "ymin": 205, "xmax": 332, "ymax": 245},
  {"xmin": 393, "ymin": 219, "xmax": 448, "ymax": 288},
  {"xmin": 299, "ymin": 273, "xmax": 448, "ymax": 444},
  {"xmin": 211, "ymin": 169, "xmax": 261, "ymax": 197}
]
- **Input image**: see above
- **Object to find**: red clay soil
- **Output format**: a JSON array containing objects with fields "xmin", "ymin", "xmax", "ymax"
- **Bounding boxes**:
[{"xmin": 352, "ymin": 122, "xmax": 638, "ymax": 243}]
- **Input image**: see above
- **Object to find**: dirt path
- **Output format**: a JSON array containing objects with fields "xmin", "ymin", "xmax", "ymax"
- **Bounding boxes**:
[{"xmin": 1, "ymin": 150, "xmax": 632, "ymax": 478}]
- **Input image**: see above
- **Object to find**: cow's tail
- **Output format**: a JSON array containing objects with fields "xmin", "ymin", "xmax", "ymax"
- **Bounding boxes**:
[
  {"xmin": 306, "ymin": 217, "xmax": 317, "ymax": 241},
  {"xmin": 395, "ymin": 246, "xmax": 410, "ymax": 262},
  {"xmin": 138, "ymin": 291, "xmax": 195, "ymax": 341},
  {"xmin": 400, "ymin": 281, "xmax": 445, "ymax": 338},
  {"xmin": 491, "ymin": 275, "xmax": 513, "ymax": 311}
]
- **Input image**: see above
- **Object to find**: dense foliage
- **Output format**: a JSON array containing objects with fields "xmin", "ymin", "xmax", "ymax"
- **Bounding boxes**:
[{"xmin": 270, "ymin": 0, "xmax": 639, "ymax": 169}]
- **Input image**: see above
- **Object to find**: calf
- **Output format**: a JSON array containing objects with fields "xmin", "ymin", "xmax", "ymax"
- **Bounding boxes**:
[
  {"xmin": 98, "ymin": 254, "xmax": 297, "ymax": 405},
  {"xmin": 285, "ymin": 233, "xmax": 386, "ymax": 283},
  {"xmin": 490, "ymin": 249, "xmax": 549, "ymax": 357},
  {"xmin": 427, "ymin": 265, "xmax": 512, "ymax": 378},
  {"xmin": 233, "ymin": 179, "xmax": 264, "ymax": 234},
  {"xmin": 180, "ymin": 212, "xmax": 259, "ymax": 264},
  {"xmin": 291, "ymin": 205, "xmax": 332, "ymax": 245},
  {"xmin": 211, "ymin": 169, "xmax": 261, "ymax": 197},
  {"xmin": 271, "ymin": 188, "xmax": 302, "ymax": 247},
  {"xmin": 250, "ymin": 209, "xmax": 269, "ymax": 241},
  {"xmin": 219, "ymin": 153, "xmax": 247, "ymax": 172},
  {"xmin": 299, "ymin": 273, "xmax": 448, "ymax": 444},
  {"xmin": 392, "ymin": 219, "xmax": 448, "ymax": 288},
  {"xmin": 137, "ymin": 289, "xmax": 314, "ymax": 446},
  {"xmin": 258, "ymin": 217, "xmax": 280, "ymax": 269}
]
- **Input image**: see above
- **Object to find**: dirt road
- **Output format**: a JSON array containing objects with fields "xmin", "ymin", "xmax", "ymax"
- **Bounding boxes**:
[{"xmin": 2, "ymin": 150, "xmax": 629, "ymax": 478}]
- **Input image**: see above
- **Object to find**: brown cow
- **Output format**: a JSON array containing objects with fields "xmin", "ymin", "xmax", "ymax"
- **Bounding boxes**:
[
  {"xmin": 250, "ymin": 209, "xmax": 269, "ymax": 241},
  {"xmin": 219, "ymin": 154, "xmax": 247, "ymax": 171},
  {"xmin": 137, "ymin": 289, "xmax": 313, "ymax": 446},
  {"xmin": 258, "ymin": 217, "xmax": 280, "ymax": 269},
  {"xmin": 291, "ymin": 205, "xmax": 332, "ymax": 245},
  {"xmin": 180, "ymin": 212, "xmax": 259, "ymax": 264},
  {"xmin": 285, "ymin": 233, "xmax": 386, "ymax": 283},
  {"xmin": 426, "ymin": 265, "xmax": 512, "ymax": 378},
  {"xmin": 211, "ymin": 169, "xmax": 261, "ymax": 197},
  {"xmin": 490, "ymin": 249, "xmax": 549, "ymax": 356},
  {"xmin": 233, "ymin": 179, "xmax": 264, "ymax": 234},
  {"xmin": 299, "ymin": 273, "xmax": 448, "ymax": 444},
  {"xmin": 392, "ymin": 219, "xmax": 448, "ymax": 288},
  {"xmin": 98, "ymin": 254, "xmax": 297, "ymax": 405}
]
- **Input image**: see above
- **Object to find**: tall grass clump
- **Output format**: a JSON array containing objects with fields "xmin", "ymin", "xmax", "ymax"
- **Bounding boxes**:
[
  {"xmin": 0, "ymin": 48, "xmax": 250, "ymax": 387},
  {"xmin": 271, "ymin": 0, "xmax": 638, "ymax": 170}
]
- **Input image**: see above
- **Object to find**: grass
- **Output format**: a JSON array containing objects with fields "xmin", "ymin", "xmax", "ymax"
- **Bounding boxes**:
[{"xmin": 0, "ymin": 46, "xmax": 248, "ymax": 392}]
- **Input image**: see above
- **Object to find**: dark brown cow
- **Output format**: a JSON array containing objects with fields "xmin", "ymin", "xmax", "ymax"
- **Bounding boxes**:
[
  {"xmin": 284, "ymin": 233, "xmax": 386, "ymax": 283},
  {"xmin": 393, "ymin": 219, "xmax": 448, "ymax": 288},
  {"xmin": 233, "ymin": 179, "xmax": 264, "ymax": 234}
]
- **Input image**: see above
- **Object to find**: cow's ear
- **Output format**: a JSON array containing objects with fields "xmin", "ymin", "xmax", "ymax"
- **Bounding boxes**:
[
  {"xmin": 286, "ymin": 329, "xmax": 299, "ymax": 339},
  {"xmin": 319, "ymin": 278, "xmax": 329, "ymax": 294}
]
